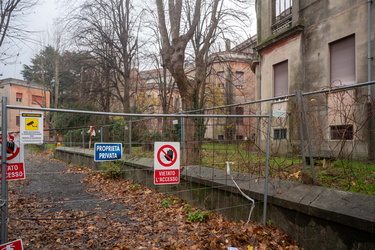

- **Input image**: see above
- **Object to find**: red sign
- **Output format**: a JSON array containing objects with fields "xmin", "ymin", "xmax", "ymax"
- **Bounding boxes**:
[
  {"xmin": 0, "ymin": 134, "xmax": 20, "ymax": 161},
  {"xmin": 154, "ymin": 169, "xmax": 180, "ymax": 184},
  {"xmin": 0, "ymin": 163, "xmax": 25, "ymax": 181},
  {"xmin": 154, "ymin": 142, "xmax": 180, "ymax": 185},
  {"xmin": 0, "ymin": 239, "xmax": 23, "ymax": 250},
  {"xmin": 0, "ymin": 133, "xmax": 25, "ymax": 181},
  {"xmin": 157, "ymin": 145, "xmax": 178, "ymax": 167}
]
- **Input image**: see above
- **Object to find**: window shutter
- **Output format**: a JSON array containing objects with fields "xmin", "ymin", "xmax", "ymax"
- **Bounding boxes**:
[
  {"xmin": 330, "ymin": 35, "xmax": 355, "ymax": 87},
  {"xmin": 274, "ymin": 60, "xmax": 288, "ymax": 97}
]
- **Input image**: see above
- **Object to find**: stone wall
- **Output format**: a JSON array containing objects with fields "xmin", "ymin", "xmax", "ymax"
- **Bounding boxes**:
[{"xmin": 55, "ymin": 147, "xmax": 375, "ymax": 250}]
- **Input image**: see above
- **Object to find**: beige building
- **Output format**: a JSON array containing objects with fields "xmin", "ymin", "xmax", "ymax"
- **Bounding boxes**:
[
  {"xmin": 0, "ymin": 78, "xmax": 50, "ymax": 139},
  {"xmin": 186, "ymin": 37, "xmax": 258, "ymax": 141},
  {"xmin": 253, "ymin": 0, "xmax": 375, "ymax": 159}
]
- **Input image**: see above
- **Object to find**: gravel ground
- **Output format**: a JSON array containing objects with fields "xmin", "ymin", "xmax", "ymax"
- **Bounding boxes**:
[
  {"xmin": 22, "ymin": 149, "xmax": 126, "ymax": 217},
  {"xmin": 4, "ymin": 149, "xmax": 302, "ymax": 249},
  {"xmin": 13, "ymin": 149, "xmax": 129, "ymax": 221}
]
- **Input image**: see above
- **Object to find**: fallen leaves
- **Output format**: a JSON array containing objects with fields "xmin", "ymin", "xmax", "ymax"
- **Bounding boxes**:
[{"xmin": 6, "ymin": 152, "xmax": 302, "ymax": 249}]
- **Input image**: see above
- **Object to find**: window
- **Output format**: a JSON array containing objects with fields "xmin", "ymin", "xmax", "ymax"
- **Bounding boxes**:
[
  {"xmin": 32, "ymin": 95, "xmax": 44, "ymax": 105},
  {"xmin": 275, "ymin": 0, "xmax": 292, "ymax": 21},
  {"xmin": 218, "ymin": 135, "xmax": 224, "ymax": 140},
  {"xmin": 236, "ymin": 107, "xmax": 244, "ymax": 125},
  {"xmin": 330, "ymin": 125, "xmax": 354, "ymax": 140},
  {"xmin": 236, "ymin": 135, "xmax": 244, "ymax": 140},
  {"xmin": 274, "ymin": 128, "xmax": 287, "ymax": 140},
  {"xmin": 16, "ymin": 116, "xmax": 20, "ymax": 127},
  {"xmin": 235, "ymin": 71, "xmax": 244, "ymax": 89},
  {"xmin": 16, "ymin": 93, "xmax": 22, "ymax": 103},
  {"xmin": 330, "ymin": 35, "xmax": 355, "ymax": 87},
  {"xmin": 274, "ymin": 60, "xmax": 288, "ymax": 97}
]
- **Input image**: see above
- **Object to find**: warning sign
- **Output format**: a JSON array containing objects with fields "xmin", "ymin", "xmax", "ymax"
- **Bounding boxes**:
[
  {"xmin": 154, "ymin": 142, "xmax": 180, "ymax": 185},
  {"xmin": 0, "ymin": 133, "xmax": 25, "ymax": 181},
  {"xmin": 20, "ymin": 112, "xmax": 44, "ymax": 144},
  {"xmin": 0, "ymin": 239, "xmax": 23, "ymax": 250}
]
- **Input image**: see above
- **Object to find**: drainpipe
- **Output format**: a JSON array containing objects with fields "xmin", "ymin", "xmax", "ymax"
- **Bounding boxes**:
[
  {"xmin": 368, "ymin": 0, "xmax": 372, "ymax": 93},
  {"xmin": 368, "ymin": 0, "xmax": 374, "ymax": 160}
]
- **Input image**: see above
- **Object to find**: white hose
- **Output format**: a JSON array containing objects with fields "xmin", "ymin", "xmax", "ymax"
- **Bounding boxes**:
[{"xmin": 226, "ymin": 161, "xmax": 255, "ymax": 226}]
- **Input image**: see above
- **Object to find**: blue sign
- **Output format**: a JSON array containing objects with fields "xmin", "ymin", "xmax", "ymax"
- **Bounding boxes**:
[{"xmin": 94, "ymin": 143, "xmax": 123, "ymax": 162}]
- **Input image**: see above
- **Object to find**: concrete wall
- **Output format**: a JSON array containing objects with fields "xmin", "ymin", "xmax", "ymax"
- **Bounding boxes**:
[
  {"xmin": 255, "ymin": 0, "xmax": 375, "ymax": 160},
  {"xmin": 55, "ymin": 146, "xmax": 375, "ymax": 250}
]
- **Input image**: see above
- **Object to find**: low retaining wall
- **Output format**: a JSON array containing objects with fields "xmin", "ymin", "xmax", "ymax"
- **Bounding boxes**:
[{"xmin": 55, "ymin": 147, "xmax": 375, "ymax": 250}]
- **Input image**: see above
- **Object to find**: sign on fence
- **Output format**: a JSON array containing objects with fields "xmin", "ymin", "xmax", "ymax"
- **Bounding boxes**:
[
  {"xmin": 154, "ymin": 142, "xmax": 180, "ymax": 185},
  {"xmin": 94, "ymin": 143, "xmax": 123, "ymax": 162},
  {"xmin": 0, "ymin": 133, "xmax": 25, "ymax": 181},
  {"xmin": 0, "ymin": 239, "xmax": 23, "ymax": 250},
  {"xmin": 20, "ymin": 112, "xmax": 44, "ymax": 144}
]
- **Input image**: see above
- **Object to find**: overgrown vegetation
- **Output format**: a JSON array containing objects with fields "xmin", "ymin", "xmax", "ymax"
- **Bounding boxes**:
[{"xmin": 130, "ymin": 142, "xmax": 375, "ymax": 196}]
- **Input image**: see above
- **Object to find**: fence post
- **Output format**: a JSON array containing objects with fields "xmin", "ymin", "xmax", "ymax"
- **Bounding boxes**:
[
  {"xmin": 100, "ymin": 126, "xmax": 103, "ymax": 142},
  {"xmin": 82, "ymin": 128, "xmax": 85, "ymax": 148},
  {"xmin": 300, "ymin": 92, "xmax": 316, "ymax": 183},
  {"xmin": 296, "ymin": 91, "xmax": 308, "ymax": 174},
  {"xmin": 129, "ymin": 120, "xmax": 132, "ymax": 155},
  {"xmin": 263, "ymin": 110, "xmax": 272, "ymax": 226},
  {"xmin": 181, "ymin": 117, "xmax": 186, "ymax": 164},
  {"xmin": 1, "ymin": 96, "xmax": 8, "ymax": 243},
  {"xmin": 296, "ymin": 91, "xmax": 316, "ymax": 184}
]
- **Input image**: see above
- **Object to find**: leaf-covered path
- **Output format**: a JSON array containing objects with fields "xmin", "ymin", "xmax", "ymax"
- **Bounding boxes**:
[{"xmin": 7, "ymin": 149, "xmax": 302, "ymax": 249}]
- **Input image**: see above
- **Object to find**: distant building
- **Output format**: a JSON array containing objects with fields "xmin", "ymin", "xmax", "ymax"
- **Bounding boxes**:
[
  {"xmin": 0, "ymin": 78, "xmax": 50, "ymax": 140},
  {"xmin": 186, "ymin": 36, "xmax": 258, "ymax": 141}
]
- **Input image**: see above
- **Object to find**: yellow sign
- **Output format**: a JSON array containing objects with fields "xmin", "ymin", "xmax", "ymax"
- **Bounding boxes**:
[
  {"xmin": 20, "ymin": 112, "xmax": 44, "ymax": 144},
  {"xmin": 25, "ymin": 118, "xmax": 39, "ymax": 130}
]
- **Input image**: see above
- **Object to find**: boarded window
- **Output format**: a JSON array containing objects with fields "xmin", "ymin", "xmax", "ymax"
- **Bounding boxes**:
[
  {"xmin": 236, "ymin": 107, "xmax": 244, "ymax": 125},
  {"xmin": 16, "ymin": 93, "xmax": 22, "ymax": 103},
  {"xmin": 330, "ymin": 125, "xmax": 354, "ymax": 140},
  {"xmin": 32, "ymin": 95, "xmax": 44, "ymax": 105},
  {"xmin": 235, "ymin": 71, "xmax": 244, "ymax": 89},
  {"xmin": 330, "ymin": 35, "xmax": 355, "ymax": 87},
  {"xmin": 274, "ymin": 60, "xmax": 288, "ymax": 97}
]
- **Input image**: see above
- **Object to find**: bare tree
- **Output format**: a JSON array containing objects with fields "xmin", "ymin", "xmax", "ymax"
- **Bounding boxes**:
[
  {"xmin": 73, "ymin": 0, "xmax": 143, "ymax": 114},
  {"xmin": 0, "ymin": 0, "xmax": 38, "ymax": 62},
  {"xmin": 155, "ymin": 0, "xmax": 252, "ymax": 163}
]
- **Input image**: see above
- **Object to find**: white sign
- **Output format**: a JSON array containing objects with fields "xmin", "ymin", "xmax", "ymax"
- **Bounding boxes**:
[
  {"xmin": 20, "ymin": 112, "xmax": 44, "ymax": 144},
  {"xmin": 154, "ymin": 142, "xmax": 180, "ymax": 185},
  {"xmin": 272, "ymin": 109, "xmax": 287, "ymax": 118},
  {"xmin": 0, "ymin": 133, "xmax": 25, "ymax": 181}
]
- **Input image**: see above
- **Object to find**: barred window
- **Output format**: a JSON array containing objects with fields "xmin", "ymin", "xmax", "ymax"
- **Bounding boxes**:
[
  {"xmin": 275, "ymin": 0, "xmax": 292, "ymax": 22},
  {"xmin": 274, "ymin": 128, "xmax": 287, "ymax": 140},
  {"xmin": 330, "ymin": 125, "xmax": 354, "ymax": 140}
]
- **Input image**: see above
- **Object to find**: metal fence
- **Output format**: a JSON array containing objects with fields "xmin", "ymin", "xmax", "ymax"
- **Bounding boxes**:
[{"xmin": 1, "ymin": 80, "xmax": 375, "ymax": 244}]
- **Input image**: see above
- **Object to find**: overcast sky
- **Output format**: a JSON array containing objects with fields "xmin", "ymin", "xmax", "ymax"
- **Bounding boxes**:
[
  {"xmin": 0, "ymin": 0, "xmax": 60, "ymax": 79},
  {"xmin": 0, "ymin": 0, "xmax": 256, "ymax": 80}
]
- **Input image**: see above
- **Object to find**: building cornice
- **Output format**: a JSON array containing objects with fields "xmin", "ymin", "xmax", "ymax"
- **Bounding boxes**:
[{"xmin": 255, "ymin": 24, "xmax": 305, "ymax": 52}]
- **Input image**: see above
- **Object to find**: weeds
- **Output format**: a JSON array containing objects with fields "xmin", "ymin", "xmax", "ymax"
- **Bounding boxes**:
[{"xmin": 101, "ymin": 162, "xmax": 123, "ymax": 179}]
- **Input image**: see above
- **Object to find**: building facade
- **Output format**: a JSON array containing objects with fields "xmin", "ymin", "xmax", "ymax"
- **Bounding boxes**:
[
  {"xmin": 186, "ymin": 37, "xmax": 258, "ymax": 141},
  {"xmin": 253, "ymin": 0, "xmax": 375, "ymax": 159},
  {"xmin": 0, "ymin": 78, "xmax": 51, "ymax": 139}
]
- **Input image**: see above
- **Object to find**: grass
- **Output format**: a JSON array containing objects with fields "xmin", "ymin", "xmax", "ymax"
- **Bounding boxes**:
[{"xmin": 130, "ymin": 143, "xmax": 375, "ymax": 196}]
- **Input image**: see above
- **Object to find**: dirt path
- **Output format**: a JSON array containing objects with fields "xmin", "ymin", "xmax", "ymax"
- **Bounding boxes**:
[{"xmin": 5, "ymin": 149, "xmax": 301, "ymax": 249}]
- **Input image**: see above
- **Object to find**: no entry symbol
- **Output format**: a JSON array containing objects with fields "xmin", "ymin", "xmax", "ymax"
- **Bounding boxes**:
[
  {"xmin": 0, "ymin": 135, "xmax": 20, "ymax": 161},
  {"xmin": 157, "ymin": 145, "xmax": 177, "ymax": 167}
]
